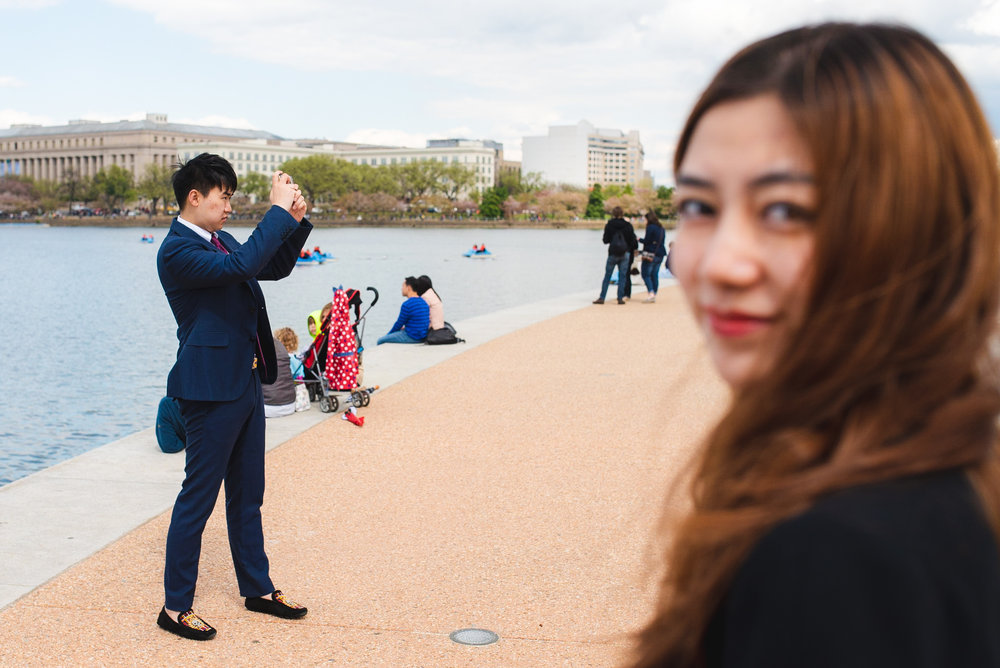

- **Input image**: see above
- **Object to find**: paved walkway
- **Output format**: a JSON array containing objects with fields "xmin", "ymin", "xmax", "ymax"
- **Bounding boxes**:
[{"xmin": 0, "ymin": 284, "xmax": 727, "ymax": 666}]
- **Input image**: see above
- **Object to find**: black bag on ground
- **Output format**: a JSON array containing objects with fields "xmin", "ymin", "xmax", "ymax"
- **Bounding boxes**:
[
  {"xmin": 425, "ymin": 322, "xmax": 464, "ymax": 345},
  {"xmin": 609, "ymin": 231, "xmax": 628, "ymax": 256}
]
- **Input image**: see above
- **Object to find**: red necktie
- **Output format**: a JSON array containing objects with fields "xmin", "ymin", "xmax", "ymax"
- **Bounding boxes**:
[{"xmin": 211, "ymin": 234, "xmax": 268, "ymax": 376}]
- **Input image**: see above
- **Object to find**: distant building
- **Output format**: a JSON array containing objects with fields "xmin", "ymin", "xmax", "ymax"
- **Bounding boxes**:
[
  {"xmin": 498, "ymin": 159, "xmax": 522, "ymax": 184},
  {"xmin": 0, "ymin": 113, "xmax": 280, "ymax": 181},
  {"xmin": 0, "ymin": 112, "xmax": 505, "ymax": 198},
  {"xmin": 183, "ymin": 137, "xmax": 502, "ymax": 197},
  {"xmin": 521, "ymin": 120, "xmax": 644, "ymax": 189}
]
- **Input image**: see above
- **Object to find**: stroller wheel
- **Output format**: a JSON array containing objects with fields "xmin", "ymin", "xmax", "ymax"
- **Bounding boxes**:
[
  {"xmin": 330, "ymin": 396, "xmax": 339, "ymax": 412},
  {"xmin": 361, "ymin": 391, "xmax": 370, "ymax": 407},
  {"xmin": 319, "ymin": 396, "xmax": 332, "ymax": 413}
]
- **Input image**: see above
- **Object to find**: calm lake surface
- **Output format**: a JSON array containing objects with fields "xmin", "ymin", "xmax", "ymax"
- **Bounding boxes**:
[{"xmin": 0, "ymin": 223, "xmax": 645, "ymax": 486}]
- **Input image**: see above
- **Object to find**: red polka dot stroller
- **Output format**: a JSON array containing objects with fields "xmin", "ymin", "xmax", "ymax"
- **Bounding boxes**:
[{"xmin": 302, "ymin": 286, "xmax": 379, "ymax": 413}]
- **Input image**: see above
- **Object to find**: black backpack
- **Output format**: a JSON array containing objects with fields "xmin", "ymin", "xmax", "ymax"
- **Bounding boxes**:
[
  {"xmin": 609, "ymin": 230, "xmax": 628, "ymax": 256},
  {"xmin": 425, "ymin": 322, "xmax": 464, "ymax": 345}
]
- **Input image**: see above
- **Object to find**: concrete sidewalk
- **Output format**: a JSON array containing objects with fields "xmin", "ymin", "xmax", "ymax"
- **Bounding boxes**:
[{"xmin": 0, "ymin": 284, "xmax": 727, "ymax": 666}]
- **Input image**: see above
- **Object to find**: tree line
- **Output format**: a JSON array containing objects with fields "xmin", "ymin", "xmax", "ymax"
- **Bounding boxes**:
[{"xmin": 0, "ymin": 154, "xmax": 674, "ymax": 222}]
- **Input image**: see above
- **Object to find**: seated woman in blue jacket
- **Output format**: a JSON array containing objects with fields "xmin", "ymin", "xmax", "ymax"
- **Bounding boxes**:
[{"xmin": 377, "ymin": 276, "xmax": 430, "ymax": 344}]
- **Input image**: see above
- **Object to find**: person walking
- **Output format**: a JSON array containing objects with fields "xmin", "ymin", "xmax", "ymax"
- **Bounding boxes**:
[
  {"xmin": 155, "ymin": 154, "xmax": 312, "ymax": 640},
  {"xmin": 639, "ymin": 211, "xmax": 667, "ymax": 302},
  {"xmin": 594, "ymin": 206, "xmax": 637, "ymax": 305}
]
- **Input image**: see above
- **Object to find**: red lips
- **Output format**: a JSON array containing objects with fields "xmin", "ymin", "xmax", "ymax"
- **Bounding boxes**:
[{"xmin": 706, "ymin": 308, "xmax": 771, "ymax": 337}]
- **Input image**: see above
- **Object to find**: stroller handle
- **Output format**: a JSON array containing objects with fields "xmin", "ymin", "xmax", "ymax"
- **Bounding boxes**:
[{"xmin": 367, "ymin": 286, "xmax": 379, "ymax": 308}]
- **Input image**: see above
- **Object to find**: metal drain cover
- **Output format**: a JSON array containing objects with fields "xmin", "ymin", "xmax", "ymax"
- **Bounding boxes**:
[{"xmin": 449, "ymin": 628, "xmax": 499, "ymax": 646}]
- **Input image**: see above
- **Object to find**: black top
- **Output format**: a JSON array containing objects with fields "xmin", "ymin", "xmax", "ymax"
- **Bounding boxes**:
[
  {"xmin": 704, "ymin": 469, "xmax": 1000, "ymax": 667},
  {"xmin": 602, "ymin": 217, "xmax": 638, "ymax": 255}
]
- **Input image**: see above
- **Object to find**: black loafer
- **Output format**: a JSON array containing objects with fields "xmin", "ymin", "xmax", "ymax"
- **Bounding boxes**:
[
  {"xmin": 157, "ymin": 607, "xmax": 217, "ymax": 640},
  {"xmin": 245, "ymin": 590, "xmax": 308, "ymax": 619}
]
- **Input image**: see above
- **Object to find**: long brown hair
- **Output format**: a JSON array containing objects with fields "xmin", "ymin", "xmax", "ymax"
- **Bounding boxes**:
[{"xmin": 634, "ymin": 23, "xmax": 1000, "ymax": 666}]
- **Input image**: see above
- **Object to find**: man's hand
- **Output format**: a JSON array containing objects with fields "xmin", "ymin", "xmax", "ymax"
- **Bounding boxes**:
[
  {"xmin": 290, "ymin": 193, "xmax": 308, "ymax": 222},
  {"xmin": 269, "ymin": 171, "xmax": 300, "ymax": 212}
]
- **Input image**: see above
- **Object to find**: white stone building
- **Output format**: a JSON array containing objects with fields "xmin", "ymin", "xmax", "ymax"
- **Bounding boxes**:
[
  {"xmin": 181, "ymin": 137, "xmax": 500, "ymax": 196},
  {"xmin": 0, "ymin": 113, "xmax": 280, "ymax": 181}
]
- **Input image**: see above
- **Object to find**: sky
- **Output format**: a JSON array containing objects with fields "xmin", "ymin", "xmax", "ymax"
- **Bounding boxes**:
[{"xmin": 4, "ymin": 0, "xmax": 1000, "ymax": 185}]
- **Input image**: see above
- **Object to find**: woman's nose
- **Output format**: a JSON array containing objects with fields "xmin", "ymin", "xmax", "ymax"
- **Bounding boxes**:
[{"xmin": 700, "ymin": 213, "xmax": 762, "ymax": 287}]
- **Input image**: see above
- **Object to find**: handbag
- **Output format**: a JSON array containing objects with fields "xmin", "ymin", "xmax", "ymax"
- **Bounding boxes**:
[
  {"xmin": 294, "ymin": 384, "xmax": 311, "ymax": 412},
  {"xmin": 425, "ymin": 322, "xmax": 464, "ymax": 345}
]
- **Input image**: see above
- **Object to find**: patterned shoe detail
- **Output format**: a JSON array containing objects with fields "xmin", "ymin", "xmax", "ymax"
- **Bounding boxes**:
[
  {"xmin": 179, "ymin": 610, "xmax": 214, "ymax": 632},
  {"xmin": 273, "ymin": 590, "xmax": 304, "ymax": 609}
]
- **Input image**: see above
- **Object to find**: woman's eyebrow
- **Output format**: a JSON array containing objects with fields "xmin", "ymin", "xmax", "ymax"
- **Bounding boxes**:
[
  {"xmin": 676, "ymin": 173, "xmax": 714, "ymax": 189},
  {"xmin": 676, "ymin": 170, "xmax": 814, "ymax": 190},
  {"xmin": 749, "ymin": 170, "xmax": 815, "ymax": 188}
]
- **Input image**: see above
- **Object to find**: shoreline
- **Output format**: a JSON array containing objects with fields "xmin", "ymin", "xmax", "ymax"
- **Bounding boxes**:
[
  {"xmin": 7, "ymin": 216, "xmax": 611, "ymax": 230},
  {"xmin": 0, "ymin": 281, "xmax": 724, "ymax": 666},
  {"xmin": 0, "ymin": 290, "xmax": 598, "ymax": 612}
]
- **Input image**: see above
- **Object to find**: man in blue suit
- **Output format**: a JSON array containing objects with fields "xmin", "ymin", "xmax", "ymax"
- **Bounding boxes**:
[{"xmin": 155, "ymin": 153, "xmax": 311, "ymax": 640}]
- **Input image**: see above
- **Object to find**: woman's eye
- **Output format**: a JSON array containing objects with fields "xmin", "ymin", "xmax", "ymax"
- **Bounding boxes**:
[
  {"xmin": 762, "ymin": 202, "xmax": 814, "ymax": 225},
  {"xmin": 678, "ymin": 198, "xmax": 715, "ymax": 219}
]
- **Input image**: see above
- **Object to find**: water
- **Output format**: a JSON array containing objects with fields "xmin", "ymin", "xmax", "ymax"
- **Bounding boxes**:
[{"xmin": 0, "ymin": 223, "xmax": 623, "ymax": 486}]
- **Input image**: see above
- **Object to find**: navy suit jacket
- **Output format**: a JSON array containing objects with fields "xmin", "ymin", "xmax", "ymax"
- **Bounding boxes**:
[{"xmin": 157, "ymin": 206, "xmax": 312, "ymax": 402}]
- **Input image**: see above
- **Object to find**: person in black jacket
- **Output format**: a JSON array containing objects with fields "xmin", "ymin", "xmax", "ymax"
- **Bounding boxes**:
[
  {"xmin": 638, "ymin": 211, "xmax": 667, "ymax": 302},
  {"xmin": 632, "ymin": 23, "xmax": 1000, "ymax": 668},
  {"xmin": 593, "ymin": 206, "xmax": 638, "ymax": 305}
]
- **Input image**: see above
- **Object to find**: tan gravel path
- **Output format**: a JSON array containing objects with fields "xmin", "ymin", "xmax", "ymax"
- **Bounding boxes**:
[{"xmin": 0, "ymin": 286, "xmax": 727, "ymax": 667}]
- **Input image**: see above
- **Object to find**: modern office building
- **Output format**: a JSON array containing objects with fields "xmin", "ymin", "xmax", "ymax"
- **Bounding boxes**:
[
  {"xmin": 521, "ymin": 120, "xmax": 644, "ymax": 189},
  {"xmin": 0, "ymin": 113, "xmax": 280, "ymax": 181}
]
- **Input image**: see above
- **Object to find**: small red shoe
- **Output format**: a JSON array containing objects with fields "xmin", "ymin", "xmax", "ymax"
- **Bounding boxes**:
[{"xmin": 343, "ymin": 409, "xmax": 364, "ymax": 427}]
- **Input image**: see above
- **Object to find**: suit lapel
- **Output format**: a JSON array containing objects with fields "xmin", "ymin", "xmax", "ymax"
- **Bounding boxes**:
[{"xmin": 170, "ymin": 218, "xmax": 217, "ymax": 252}]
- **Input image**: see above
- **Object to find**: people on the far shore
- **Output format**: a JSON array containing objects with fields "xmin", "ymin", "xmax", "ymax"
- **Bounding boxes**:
[
  {"xmin": 639, "ymin": 211, "xmax": 667, "ymax": 302},
  {"xmin": 416, "ymin": 275, "xmax": 445, "ymax": 331},
  {"xmin": 377, "ymin": 276, "xmax": 430, "ymax": 344},
  {"xmin": 594, "ymin": 206, "xmax": 637, "ymax": 305}
]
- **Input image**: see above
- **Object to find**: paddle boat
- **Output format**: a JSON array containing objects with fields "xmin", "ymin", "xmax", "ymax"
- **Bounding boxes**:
[
  {"xmin": 463, "ymin": 245, "xmax": 492, "ymax": 258},
  {"xmin": 140, "ymin": 234, "xmax": 154, "ymax": 243},
  {"xmin": 296, "ymin": 254, "xmax": 326, "ymax": 266},
  {"xmin": 296, "ymin": 248, "xmax": 335, "ymax": 266}
]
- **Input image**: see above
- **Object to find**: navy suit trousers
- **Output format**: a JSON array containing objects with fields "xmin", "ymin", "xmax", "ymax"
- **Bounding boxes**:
[{"xmin": 164, "ymin": 373, "xmax": 273, "ymax": 611}]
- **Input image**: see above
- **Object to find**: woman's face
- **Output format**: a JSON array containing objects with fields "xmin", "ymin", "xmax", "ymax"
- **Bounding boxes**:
[{"xmin": 672, "ymin": 95, "xmax": 817, "ymax": 389}]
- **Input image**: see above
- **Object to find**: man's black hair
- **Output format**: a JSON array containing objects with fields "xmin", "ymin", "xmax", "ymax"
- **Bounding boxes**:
[
  {"xmin": 404, "ymin": 276, "xmax": 421, "ymax": 292},
  {"xmin": 172, "ymin": 153, "xmax": 238, "ymax": 209}
]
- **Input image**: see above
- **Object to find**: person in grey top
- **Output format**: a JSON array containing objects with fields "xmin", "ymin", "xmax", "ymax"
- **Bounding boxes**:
[{"xmin": 262, "ymin": 334, "xmax": 296, "ymax": 417}]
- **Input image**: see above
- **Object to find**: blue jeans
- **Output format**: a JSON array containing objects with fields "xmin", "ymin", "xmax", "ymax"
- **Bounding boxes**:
[
  {"xmin": 377, "ymin": 330, "xmax": 425, "ymax": 345},
  {"xmin": 600, "ymin": 254, "xmax": 630, "ymax": 300},
  {"xmin": 641, "ymin": 256, "xmax": 664, "ymax": 294}
]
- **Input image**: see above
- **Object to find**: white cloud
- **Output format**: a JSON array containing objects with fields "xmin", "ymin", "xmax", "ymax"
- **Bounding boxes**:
[
  {"xmin": 173, "ymin": 114, "xmax": 258, "ymax": 130},
  {"xmin": 0, "ymin": 0, "xmax": 58, "ymax": 6},
  {"xmin": 344, "ymin": 128, "xmax": 430, "ymax": 148},
  {"xmin": 89, "ymin": 0, "xmax": 1000, "ymax": 182},
  {"xmin": 0, "ymin": 110, "xmax": 54, "ymax": 129},
  {"xmin": 0, "ymin": 76, "xmax": 24, "ymax": 88}
]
